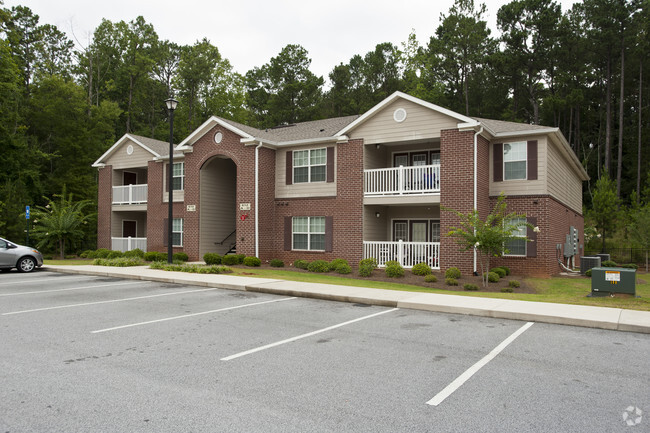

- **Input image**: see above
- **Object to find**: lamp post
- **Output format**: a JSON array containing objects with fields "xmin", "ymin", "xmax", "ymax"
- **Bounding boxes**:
[{"xmin": 165, "ymin": 97, "xmax": 178, "ymax": 264}]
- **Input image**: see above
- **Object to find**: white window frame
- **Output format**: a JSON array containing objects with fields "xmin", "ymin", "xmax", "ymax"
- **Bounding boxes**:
[
  {"xmin": 292, "ymin": 216, "xmax": 326, "ymax": 251},
  {"xmin": 293, "ymin": 149, "xmax": 326, "ymax": 183},
  {"xmin": 503, "ymin": 142, "xmax": 527, "ymax": 181},
  {"xmin": 172, "ymin": 218, "xmax": 183, "ymax": 247},
  {"xmin": 172, "ymin": 162, "xmax": 185, "ymax": 191},
  {"xmin": 504, "ymin": 217, "xmax": 526, "ymax": 257}
]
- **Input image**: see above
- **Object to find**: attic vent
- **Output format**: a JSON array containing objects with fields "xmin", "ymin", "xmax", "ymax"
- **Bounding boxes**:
[
  {"xmin": 214, "ymin": 131, "xmax": 223, "ymax": 144},
  {"xmin": 394, "ymin": 108, "xmax": 407, "ymax": 123},
  {"xmin": 126, "ymin": 144, "xmax": 134, "ymax": 155}
]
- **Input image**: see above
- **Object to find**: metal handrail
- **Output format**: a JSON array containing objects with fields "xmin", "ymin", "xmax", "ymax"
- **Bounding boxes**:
[{"xmin": 215, "ymin": 230, "xmax": 236, "ymax": 245}]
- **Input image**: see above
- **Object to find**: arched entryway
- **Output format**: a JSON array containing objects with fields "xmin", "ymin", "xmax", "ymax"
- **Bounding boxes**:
[{"xmin": 199, "ymin": 156, "xmax": 237, "ymax": 258}]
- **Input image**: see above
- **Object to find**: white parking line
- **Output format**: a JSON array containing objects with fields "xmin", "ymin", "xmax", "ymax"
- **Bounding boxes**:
[
  {"xmin": 0, "ymin": 276, "xmax": 87, "ymax": 286},
  {"xmin": 221, "ymin": 307, "xmax": 399, "ymax": 361},
  {"xmin": 426, "ymin": 321, "xmax": 535, "ymax": 406},
  {"xmin": 0, "ymin": 281, "xmax": 140, "ymax": 297},
  {"xmin": 91, "ymin": 297, "xmax": 298, "ymax": 333},
  {"xmin": 2, "ymin": 287, "xmax": 224, "ymax": 316}
]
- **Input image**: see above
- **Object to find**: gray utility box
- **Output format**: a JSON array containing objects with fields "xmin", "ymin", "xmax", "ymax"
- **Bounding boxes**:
[{"xmin": 590, "ymin": 267, "xmax": 636, "ymax": 296}]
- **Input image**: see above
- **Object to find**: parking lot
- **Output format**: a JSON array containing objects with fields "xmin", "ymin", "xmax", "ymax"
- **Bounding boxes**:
[{"xmin": 1, "ymin": 270, "xmax": 648, "ymax": 432}]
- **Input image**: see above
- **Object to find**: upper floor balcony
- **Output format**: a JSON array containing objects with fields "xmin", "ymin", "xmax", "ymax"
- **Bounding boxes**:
[
  {"xmin": 112, "ymin": 184, "xmax": 148, "ymax": 205},
  {"xmin": 364, "ymin": 165, "xmax": 440, "ymax": 202}
]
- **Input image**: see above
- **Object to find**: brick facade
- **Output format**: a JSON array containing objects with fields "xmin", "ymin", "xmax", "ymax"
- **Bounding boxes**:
[{"xmin": 97, "ymin": 165, "xmax": 112, "ymax": 250}]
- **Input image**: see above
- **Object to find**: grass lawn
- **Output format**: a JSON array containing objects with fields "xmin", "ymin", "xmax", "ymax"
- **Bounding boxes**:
[{"xmin": 44, "ymin": 259, "xmax": 650, "ymax": 311}]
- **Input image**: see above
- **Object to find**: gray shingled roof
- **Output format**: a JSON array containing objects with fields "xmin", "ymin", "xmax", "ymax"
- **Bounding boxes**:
[
  {"xmin": 472, "ymin": 117, "xmax": 555, "ymax": 135},
  {"xmin": 129, "ymin": 134, "xmax": 183, "ymax": 159}
]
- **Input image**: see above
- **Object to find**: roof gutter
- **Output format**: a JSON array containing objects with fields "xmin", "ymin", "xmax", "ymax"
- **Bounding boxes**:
[{"xmin": 473, "ymin": 126, "xmax": 484, "ymax": 276}]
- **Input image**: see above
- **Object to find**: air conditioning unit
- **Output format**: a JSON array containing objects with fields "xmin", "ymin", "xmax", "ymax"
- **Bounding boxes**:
[
  {"xmin": 596, "ymin": 253, "xmax": 610, "ymax": 263},
  {"xmin": 580, "ymin": 256, "xmax": 601, "ymax": 275}
]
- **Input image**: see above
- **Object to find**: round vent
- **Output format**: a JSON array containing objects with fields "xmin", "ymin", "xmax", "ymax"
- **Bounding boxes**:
[
  {"xmin": 126, "ymin": 144, "xmax": 134, "ymax": 155},
  {"xmin": 393, "ymin": 108, "xmax": 407, "ymax": 123},
  {"xmin": 214, "ymin": 131, "xmax": 223, "ymax": 144}
]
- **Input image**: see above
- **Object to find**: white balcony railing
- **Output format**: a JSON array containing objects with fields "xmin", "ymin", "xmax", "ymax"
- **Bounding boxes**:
[
  {"xmin": 363, "ymin": 241, "xmax": 440, "ymax": 269},
  {"xmin": 111, "ymin": 237, "xmax": 147, "ymax": 252},
  {"xmin": 364, "ymin": 165, "xmax": 440, "ymax": 196},
  {"xmin": 112, "ymin": 184, "xmax": 148, "ymax": 205}
]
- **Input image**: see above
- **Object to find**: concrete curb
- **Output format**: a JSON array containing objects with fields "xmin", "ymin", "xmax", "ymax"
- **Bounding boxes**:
[{"xmin": 43, "ymin": 265, "xmax": 650, "ymax": 334}]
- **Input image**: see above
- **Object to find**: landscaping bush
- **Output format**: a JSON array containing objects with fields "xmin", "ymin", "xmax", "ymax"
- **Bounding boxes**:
[
  {"xmin": 359, "ymin": 258, "xmax": 378, "ymax": 268},
  {"xmin": 149, "ymin": 261, "xmax": 232, "ymax": 274},
  {"xmin": 620, "ymin": 263, "xmax": 638, "ymax": 270},
  {"xmin": 335, "ymin": 263, "xmax": 352, "ymax": 274},
  {"xmin": 500, "ymin": 266, "xmax": 511, "ymax": 276},
  {"xmin": 222, "ymin": 255, "xmax": 241, "ymax": 266},
  {"xmin": 412, "ymin": 262, "xmax": 432, "ymax": 276},
  {"xmin": 501, "ymin": 287, "xmax": 514, "ymax": 293},
  {"xmin": 243, "ymin": 256, "xmax": 262, "ymax": 267},
  {"xmin": 92, "ymin": 248, "xmax": 113, "ymax": 259},
  {"xmin": 106, "ymin": 250, "xmax": 123, "ymax": 259},
  {"xmin": 294, "ymin": 260, "xmax": 309, "ymax": 270},
  {"xmin": 385, "ymin": 262, "xmax": 405, "ymax": 278},
  {"xmin": 486, "ymin": 271, "xmax": 500, "ymax": 283},
  {"xmin": 234, "ymin": 254, "xmax": 246, "ymax": 264},
  {"xmin": 328, "ymin": 258, "xmax": 349, "ymax": 271},
  {"xmin": 585, "ymin": 269, "xmax": 592, "ymax": 277},
  {"xmin": 203, "ymin": 253, "xmax": 222, "ymax": 265},
  {"xmin": 358, "ymin": 263, "xmax": 375, "ymax": 277},
  {"xmin": 509, "ymin": 280, "xmax": 521, "ymax": 288},
  {"xmin": 270, "ymin": 259, "xmax": 284, "ymax": 267},
  {"xmin": 123, "ymin": 248, "xmax": 145, "ymax": 258},
  {"xmin": 173, "ymin": 252, "xmax": 189, "ymax": 262},
  {"xmin": 491, "ymin": 267, "xmax": 507, "ymax": 278},
  {"xmin": 307, "ymin": 260, "xmax": 330, "ymax": 273},
  {"xmin": 602, "ymin": 260, "xmax": 618, "ymax": 267},
  {"xmin": 80, "ymin": 250, "xmax": 93, "ymax": 258},
  {"xmin": 93, "ymin": 257, "xmax": 144, "ymax": 267},
  {"xmin": 445, "ymin": 277, "xmax": 458, "ymax": 286},
  {"xmin": 464, "ymin": 283, "xmax": 479, "ymax": 291},
  {"xmin": 445, "ymin": 267, "xmax": 461, "ymax": 279},
  {"xmin": 144, "ymin": 251, "xmax": 167, "ymax": 262},
  {"xmin": 424, "ymin": 274, "xmax": 438, "ymax": 283}
]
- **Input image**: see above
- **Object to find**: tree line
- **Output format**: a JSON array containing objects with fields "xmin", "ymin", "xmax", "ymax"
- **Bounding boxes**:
[{"xmin": 0, "ymin": 0, "xmax": 648, "ymax": 251}]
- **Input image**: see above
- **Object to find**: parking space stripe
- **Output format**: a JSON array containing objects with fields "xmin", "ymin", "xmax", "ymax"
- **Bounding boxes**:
[
  {"xmin": 0, "ymin": 276, "xmax": 86, "ymax": 286},
  {"xmin": 221, "ymin": 307, "xmax": 399, "ymax": 361},
  {"xmin": 2, "ymin": 287, "xmax": 224, "ymax": 316},
  {"xmin": 91, "ymin": 297, "xmax": 298, "ymax": 333},
  {"xmin": 0, "ymin": 281, "xmax": 140, "ymax": 297},
  {"xmin": 426, "ymin": 321, "xmax": 535, "ymax": 407}
]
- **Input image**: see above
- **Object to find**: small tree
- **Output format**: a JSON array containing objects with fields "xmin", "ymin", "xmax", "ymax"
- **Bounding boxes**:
[
  {"xmin": 31, "ymin": 189, "xmax": 93, "ymax": 258},
  {"xmin": 628, "ymin": 204, "xmax": 650, "ymax": 272},
  {"xmin": 445, "ymin": 193, "xmax": 535, "ymax": 287},
  {"xmin": 588, "ymin": 172, "xmax": 619, "ymax": 253}
]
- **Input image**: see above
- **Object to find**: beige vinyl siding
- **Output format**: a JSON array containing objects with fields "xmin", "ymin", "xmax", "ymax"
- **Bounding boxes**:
[
  {"xmin": 111, "ymin": 211, "xmax": 147, "ymax": 237},
  {"xmin": 489, "ymin": 136, "xmax": 547, "ymax": 196},
  {"xmin": 364, "ymin": 206, "xmax": 388, "ymax": 241},
  {"xmin": 199, "ymin": 158, "xmax": 237, "ymax": 258},
  {"xmin": 105, "ymin": 139, "xmax": 154, "ymax": 169},
  {"xmin": 349, "ymin": 99, "xmax": 457, "ymax": 145},
  {"xmin": 364, "ymin": 144, "xmax": 387, "ymax": 170},
  {"xmin": 276, "ymin": 144, "xmax": 337, "ymax": 199},
  {"xmin": 547, "ymin": 139, "xmax": 583, "ymax": 212}
]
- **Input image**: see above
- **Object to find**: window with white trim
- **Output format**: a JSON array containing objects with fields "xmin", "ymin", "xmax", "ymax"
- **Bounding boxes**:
[
  {"xmin": 172, "ymin": 162, "xmax": 185, "ymax": 191},
  {"xmin": 503, "ymin": 142, "xmax": 527, "ymax": 180},
  {"xmin": 172, "ymin": 218, "xmax": 183, "ymax": 247},
  {"xmin": 292, "ymin": 216, "xmax": 325, "ymax": 251},
  {"xmin": 293, "ymin": 149, "xmax": 326, "ymax": 183},
  {"xmin": 504, "ymin": 217, "xmax": 526, "ymax": 256}
]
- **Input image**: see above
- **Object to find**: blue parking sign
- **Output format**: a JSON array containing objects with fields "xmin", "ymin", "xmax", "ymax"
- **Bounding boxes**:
[{"xmin": 26, "ymin": 205, "xmax": 30, "ymax": 220}]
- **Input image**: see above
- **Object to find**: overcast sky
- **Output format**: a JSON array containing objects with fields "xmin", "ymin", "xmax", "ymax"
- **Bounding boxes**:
[{"xmin": 7, "ymin": 0, "xmax": 580, "ymax": 82}]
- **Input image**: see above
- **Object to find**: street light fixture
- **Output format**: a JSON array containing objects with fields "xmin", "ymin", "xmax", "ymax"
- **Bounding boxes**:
[{"xmin": 165, "ymin": 97, "xmax": 178, "ymax": 264}]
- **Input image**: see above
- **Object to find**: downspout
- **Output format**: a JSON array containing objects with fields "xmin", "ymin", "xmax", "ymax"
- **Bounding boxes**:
[
  {"xmin": 255, "ymin": 142, "xmax": 263, "ymax": 258},
  {"xmin": 473, "ymin": 126, "xmax": 484, "ymax": 275}
]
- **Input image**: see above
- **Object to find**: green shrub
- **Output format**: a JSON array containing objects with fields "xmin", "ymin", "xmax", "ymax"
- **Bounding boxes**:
[
  {"xmin": 464, "ymin": 283, "xmax": 479, "ymax": 291},
  {"xmin": 509, "ymin": 280, "xmax": 520, "ymax": 288},
  {"xmin": 308, "ymin": 260, "xmax": 330, "ymax": 273},
  {"xmin": 234, "ymin": 254, "xmax": 246, "ymax": 264},
  {"xmin": 270, "ymin": 259, "xmax": 284, "ymax": 267},
  {"xmin": 80, "ymin": 250, "xmax": 93, "ymax": 258},
  {"xmin": 501, "ymin": 287, "xmax": 514, "ymax": 293},
  {"xmin": 144, "ymin": 251, "xmax": 167, "ymax": 262},
  {"xmin": 42, "ymin": 254, "xmax": 54, "ymax": 260},
  {"xmin": 335, "ymin": 263, "xmax": 352, "ymax": 274},
  {"xmin": 123, "ymin": 248, "xmax": 145, "ymax": 258},
  {"xmin": 106, "ymin": 250, "xmax": 123, "ymax": 259},
  {"xmin": 585, "ymin": 269, "xmax": 592, "ymax": 277},
  {"xmin": 173, "ymin": 252, "xmax": 189, "ymax": 262},
  {"xmin": 203, "ymin": 253, "xmax": 222, "ymax": 265},
  {"xmin": 485, "ymin": 271, "xmax": 500, "ymax": 283},
  {"xmin": 385, "ymin": 262, "xmax": 405, "ymax": 278},
  {"xmin": 491, "ymin": 267, "xmax": 507, "ymax": 278},
  {"xmin": 222, "ymin": 255, "xmax": 240, "ymax": 266},
  {"xmin": 293, "ymin": 260, "xmax": 309, "ymax": 270},
  {"xmin": 92, "ymin": 248, "xmax": 112, "ymax": 259},
  {"xmin": 243, "ymin": 256, "xmax": 262, "ymax": 267},
  {"xmin": 359, "ymin": 263, "xmax": 375, "ymax": 277},
  {"xmin": 93, "ymin": 257, "xmax": 144, "ymax": 267},
  {"xmin": 149, "ymin": 261, "xmax": 232, "ymax": 274},
  {"xmin": 412, "ymin": 262, "xmax": 432, "ymax": 276},
  {"xmin": 359, "ymin": 258, "xmax": 378, "ymax": 268},
  {"xmin": 328, "ymin": 258, "xmax": 349, "ymax": 271},
  {"xmin": 602, "ymin": 260, "xmax": 618, "ymax": 267},
  {"xmin": 424, "ymin": 274, "xmax": 438, "ymax": 283},
  {"xmin": 445, "ymin": 277, "xmax": 458, "ymax": 286},
  {"xmin": 500, "ymin": 266, "xmax": 510, "ymax": 276},
  {"xmin": 620, "ymin": 263, "xmax": 639, "ymax": 270},
  {"xmin": 445, "ymin": 267, "xmax": 461, "ymax": 279}
]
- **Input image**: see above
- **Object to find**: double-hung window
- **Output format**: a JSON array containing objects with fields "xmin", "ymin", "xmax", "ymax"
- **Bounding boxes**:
[
  {"xmin": 504, "ymin": 217, "xmax": 526, "ymax": 256},
  {"xmin": 292, "ymin": 216, "xmax": 325, "ymax": 251},
  {"xmin": 293, "ymin": 149, "xmax": 326, "ymax": 183},
  {"xmin": 503, "ymin": 142, "xmax": 527, "ymax": 180},
  {"xmin": 172, "ymin": 162, "xmax": 185, "ymax": 191},
  {"xmin": 172, "ymin": 218, "xmax": 183, "ymax": 247}
]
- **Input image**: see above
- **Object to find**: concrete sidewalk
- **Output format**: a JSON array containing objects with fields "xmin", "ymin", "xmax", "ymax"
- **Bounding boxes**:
[{"xmin": 43, "ymin": 265, "xmax": 650, "ymax": 334}]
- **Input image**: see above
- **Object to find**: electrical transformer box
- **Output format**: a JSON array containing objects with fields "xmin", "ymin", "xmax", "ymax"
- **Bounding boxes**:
[{"xmin": 590, "ymin": 267, "xmax": 636, "ymax": 296}]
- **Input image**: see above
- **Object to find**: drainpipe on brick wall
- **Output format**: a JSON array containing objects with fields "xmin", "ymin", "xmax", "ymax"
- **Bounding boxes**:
[
  {"xmin": 255, "ymin": 142, "xmax": 263, "ymax": 258},
  {"xmin": 473, "ymin": 126, "xmax": 484, "ymax": 276}
]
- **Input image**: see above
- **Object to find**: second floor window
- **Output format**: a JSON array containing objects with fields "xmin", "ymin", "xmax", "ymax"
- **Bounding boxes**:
[
  {"xmin": 172, "ymin": 162, "xmax": 185, "ymax": 191},
  {"xmin": 503, "ymin": 142, "xmax": 527, "ymax": 180},
  {"xmin": 293, "ymin": 149, "xmax": 326, "ymax": 183}
]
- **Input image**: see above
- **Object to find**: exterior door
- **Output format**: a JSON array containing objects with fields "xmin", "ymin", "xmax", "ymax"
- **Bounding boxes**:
[
  {"xmin": 393, "ymin": 220, "xmax": 408, "ymax": 241},
  {"xmin": 122, "ymin": 220, "xmax": 137, "ymax": 238},
  {"xmin": 393, "ymin": 153, "xmax": 409, "ymax": 168},
  {"xmin": 123, "ymin": 171, "xmax": 137, "ymax": 185},
  {"xmin": 410, "ymin": 153, "xmax": 428, "ymax": 166},
  {"xmin": 410, "ymin": 221, "xmax": 428, "ymax": 242}
]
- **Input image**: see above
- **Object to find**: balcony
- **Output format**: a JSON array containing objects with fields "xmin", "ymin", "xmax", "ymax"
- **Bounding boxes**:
[
  {"xmin": 363, "ymin": 240, "xmax": 440, "ymax": 269},
  {"xmin": 364, "ymin": 165, "xmax": 440, "ymax": 197},
  {"xmin": 112, "ymin": 237, "xmax": 147, "ymax": 252},
  {"xmin": 113, "ymin": 184, "xmax": 148, "ymax": 205}
]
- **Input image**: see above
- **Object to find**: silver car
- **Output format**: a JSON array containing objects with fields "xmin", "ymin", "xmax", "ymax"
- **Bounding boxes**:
[{"xmin": 0, "ymin": 237, "xmax": 44, "ymax": 273}]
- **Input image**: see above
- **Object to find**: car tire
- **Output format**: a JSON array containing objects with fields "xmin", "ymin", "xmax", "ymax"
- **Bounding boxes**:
[{"xmin": 17, "ymin": 256, "xmax": 36, "ymax": 273}]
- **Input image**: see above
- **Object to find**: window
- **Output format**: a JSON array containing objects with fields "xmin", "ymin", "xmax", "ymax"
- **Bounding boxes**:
[
  {"xmin": 172, "ymin": 218, "xmax": 183, "ymax": 247},
  {"xmin": 504, "ymin": 217, "xmax": 526, "ymax": 256},
  {"xmin": 172, "ymin": 162, "xmax": 185, "ymax": 191},
  {"xmin": 292, "ymin": 216, "xmax": 325, "ymax": 251},
  {"xmin": 293, "ymin": 149, "xmax": 326, "ymax": 183},
  {"xmin": 503, "ymin": 142, "xmax": 527, "ymax": 180}
]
